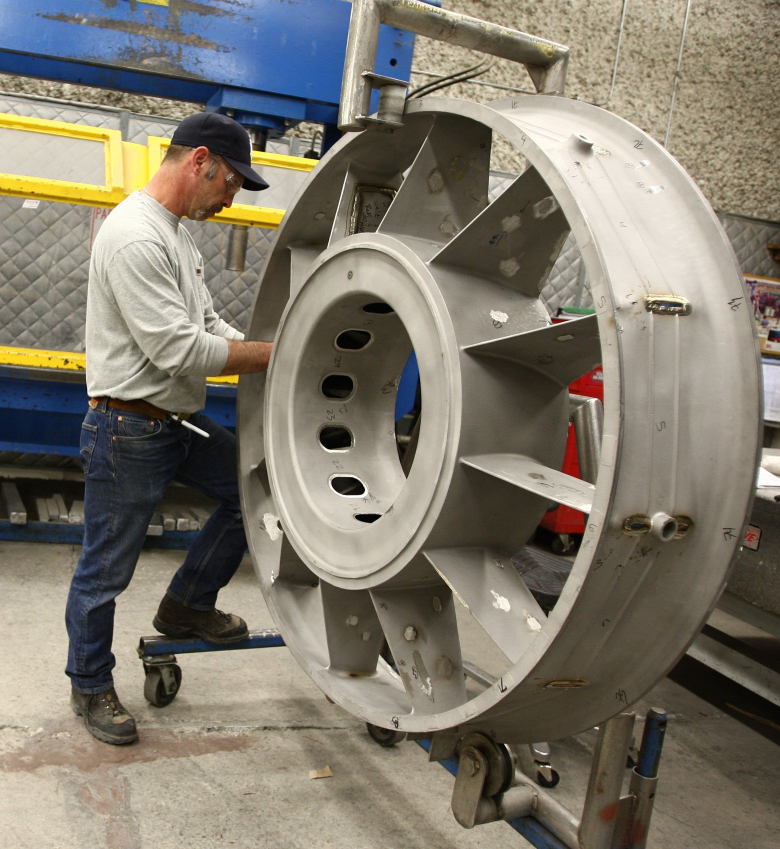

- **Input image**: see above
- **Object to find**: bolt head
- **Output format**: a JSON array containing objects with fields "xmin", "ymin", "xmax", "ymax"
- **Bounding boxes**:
[
  {"xmin": 465, "ymin": 752, "xmax": 480, "ymax": 776},
  {"xmin": 403, "ymin": 625, "xmax": 418, "ymax": 642}
]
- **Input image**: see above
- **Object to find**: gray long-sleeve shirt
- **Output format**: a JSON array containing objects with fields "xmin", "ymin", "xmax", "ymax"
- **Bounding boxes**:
[{"xmin": 86, "ymin": 191, "xmax": 243, "ymax": 414}]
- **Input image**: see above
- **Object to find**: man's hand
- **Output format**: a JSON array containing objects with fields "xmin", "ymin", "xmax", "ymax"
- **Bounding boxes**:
[{"xmin": 220, "ymin": 340, "xmax": 273, "ymax": 375}]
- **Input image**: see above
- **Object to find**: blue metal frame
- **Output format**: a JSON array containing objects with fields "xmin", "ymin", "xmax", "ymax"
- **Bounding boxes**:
[
  {"xmin": 0, "ymin": 365, "xmax": 236, "ymax": 456},
  {"xmin": 0, "ymin": 518, "xmax": 211, "ymax": 548},
  {"xmin": 138, "ymin": 629, "xmax": 285, "ymax": 659},
  {"xmin": 0, "ymin": 0, "xmax": 423, "ymax": 138}
]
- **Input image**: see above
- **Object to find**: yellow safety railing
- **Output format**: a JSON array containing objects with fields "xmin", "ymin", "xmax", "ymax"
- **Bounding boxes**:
[
  {"xmin": 0, "ymin": 113, "xmax": 317, "ymax": 228},
  {"xmin": 0, "ymin": 346, "xmax": 238, "ymax": 385},
  {"xmin": 0, "ymin": 112, "xmax": 320, "ymax": 380},
  {"xmin": 0, "ymin": 114, "xmax": 127, "ymax": 207}
]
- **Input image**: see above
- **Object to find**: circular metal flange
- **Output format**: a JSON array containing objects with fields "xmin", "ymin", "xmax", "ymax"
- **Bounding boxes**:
[{"xmin": 238, "ymin": 96, "xmax": 761, "ymax": 743}]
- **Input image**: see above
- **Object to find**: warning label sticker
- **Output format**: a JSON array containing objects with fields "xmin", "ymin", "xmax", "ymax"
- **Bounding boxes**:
[{"xmin": 743, "ymin": 525, "xmax": 761, "ymax": 551}]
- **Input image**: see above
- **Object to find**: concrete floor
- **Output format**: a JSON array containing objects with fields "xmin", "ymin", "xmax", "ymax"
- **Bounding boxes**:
[{"xmin": 1, "ymin": 540, "xmax": 778, "ymax": 849}]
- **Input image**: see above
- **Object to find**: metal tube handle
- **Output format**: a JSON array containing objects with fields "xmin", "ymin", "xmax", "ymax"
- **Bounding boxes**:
[{"xmin": 339, "ymin": 0, "xmax": 570, "ymax": 130}]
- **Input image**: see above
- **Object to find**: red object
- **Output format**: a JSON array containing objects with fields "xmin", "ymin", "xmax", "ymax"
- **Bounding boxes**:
[{"xmin": 540, "ymin": 331, "xmax": 604, "ymax": 535}]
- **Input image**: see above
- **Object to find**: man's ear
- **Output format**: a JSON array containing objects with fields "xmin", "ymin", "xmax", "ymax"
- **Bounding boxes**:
[{"xmin": 191, "ymin": 146, "xmax": 211, "ymax": 174}]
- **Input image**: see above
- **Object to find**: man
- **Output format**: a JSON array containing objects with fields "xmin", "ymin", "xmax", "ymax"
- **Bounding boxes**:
[{"xmin": 66, "ymin": 112, "xmax": 274, "ymax": 745}]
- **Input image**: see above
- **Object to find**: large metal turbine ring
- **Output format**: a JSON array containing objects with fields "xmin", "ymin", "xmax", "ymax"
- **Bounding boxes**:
[{"xmin": 238, "ymin": 96, "xmax": 760, "ymax": 743}]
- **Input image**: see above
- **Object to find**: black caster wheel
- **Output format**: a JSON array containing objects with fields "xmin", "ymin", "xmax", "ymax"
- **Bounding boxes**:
[
  {"xmin": 536, "ymin": 767, "xmax": 560, "ymax": 788},
  {"xmin": 144, "ymin": 663, "xmax": 182, "ymax": 707},
  {"xmin": 366, "ymin": 722, "xmax": 405, "ymax": 747}
]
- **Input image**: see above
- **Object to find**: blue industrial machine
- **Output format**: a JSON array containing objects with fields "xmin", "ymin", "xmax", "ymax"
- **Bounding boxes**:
[
  {"xmin": 0, "ymin": 0, "xmax": 420, "ymax": 147},
  {"xmin": 0, "ymin": 0, "xmax": 425, "ymax": 465}
]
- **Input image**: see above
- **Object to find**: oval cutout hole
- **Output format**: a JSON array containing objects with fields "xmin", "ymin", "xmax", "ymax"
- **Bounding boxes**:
[
  {"xmin": 319, "ymin": 426, "xmax": 353, "ymax": 451},
  {"xmin": 330, "ymin": 475, "xmax": 367, "ymax": 497},
  {"xmin": 336, "ymin": 329, "xmax": 372, "ymax": 350},
  {"xmin": 321, "ymin": 373, "xmax": 354, "ymax": 399},
  {"xmin": 362, "ymin": 302, "xmax": 394, "ymax": 314},
  {"xmin": 355, "ymin": 513, "xmax": 382, "ymax": 523}
]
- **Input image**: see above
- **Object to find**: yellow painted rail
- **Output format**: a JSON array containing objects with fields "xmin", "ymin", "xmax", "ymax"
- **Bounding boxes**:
[
  {"xmin": 0, "ymin": 113, "xmax": 317, "ymax": 228},
  {"xmin": 0, "ymin": 346, "xmax": 238, "ymax": 385}
]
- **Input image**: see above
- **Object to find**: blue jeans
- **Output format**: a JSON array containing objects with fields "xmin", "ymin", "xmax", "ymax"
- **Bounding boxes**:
[{"xmin": 65, "ymin": 399, "xmax": 247, "ymax": 694}]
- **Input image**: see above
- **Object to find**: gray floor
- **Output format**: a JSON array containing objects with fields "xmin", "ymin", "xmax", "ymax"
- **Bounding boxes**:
[{"xmin": 1, "ymin": 540, "xmax": 778, "ymax": 849}]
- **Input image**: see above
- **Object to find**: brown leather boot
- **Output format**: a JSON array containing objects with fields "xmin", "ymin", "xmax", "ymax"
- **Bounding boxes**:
[
  {"xmin": 71, "ymin": 687, "xmax": 138, "ymax": 745},
  {"xmin": 153, "ymin": 594, "xmax": 249, "ymax": 644}
]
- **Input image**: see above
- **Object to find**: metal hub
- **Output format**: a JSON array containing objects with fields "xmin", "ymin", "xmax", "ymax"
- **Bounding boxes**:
[{"xmin": 238, "ymin": 96, "xmax": 760, "ymax": 743}]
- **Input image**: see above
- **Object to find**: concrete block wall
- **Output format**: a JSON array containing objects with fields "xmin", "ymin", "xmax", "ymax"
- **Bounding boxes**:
[
  {"xmin": 411, "ymin": 0, "xmax": 780, "ymax": 221},
  {"xmin": 1, "ymin": 0, "xmax": 777, "ymax": 220}
]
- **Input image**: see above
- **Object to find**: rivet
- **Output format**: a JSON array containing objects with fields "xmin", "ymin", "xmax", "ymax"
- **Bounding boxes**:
[
  {"xmin": 347, "ymin": 271, "xmax": 353, "ymax": 279},
  {"xmin": 432, "ymin": 597, "xmax": 442, "ymax": 613},
  {"xmin": 346, "ymin": 615, "xmax": 359, "ymax": 627}
]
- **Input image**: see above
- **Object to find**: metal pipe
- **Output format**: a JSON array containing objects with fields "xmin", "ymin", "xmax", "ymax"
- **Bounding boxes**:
[
  {"xmin": 636, "ymin": 708, "xmax": 668, "ymax": 779},
  {"xmin": 226, "ymin": 224, "xmax": 249, "ymax": 272},
  {"xmin": 339, "ymin": 0, "xmax": 382, "ymax": 130},
  {"xmin": 532, "ymin": 782, "xmax": 582, "ymax": 847},
  {"xmin": 339, "ymin": 0, "xmax": 569, "ymax": 129},
  {"xmin": 664, "ymin": 0, "xmax": 693, "ymax": 148},
  {"xmin": 473, "ymin": 784, "xmax": 536, "ymax": 824},
  {"xmin": 579, "ymin": 712, "xmax": 635, "ymax": 849},
  {"xmin": 570, "ymin": 395, "xmax": 604, "ymax": 485},
  {"xmin": 483, "ymin": 770, "xmax": 582, "ymax": 845},
  {"xmin": 616, "ymin": 712, "xmax": 667, "ymax": 849},
  {"xmin": 377, "ymin": 0, "xmax": 569, "ymax": 90},
  {"xmin": 408, "ymin": 0, "xmax": 628, "ymax": 106}
]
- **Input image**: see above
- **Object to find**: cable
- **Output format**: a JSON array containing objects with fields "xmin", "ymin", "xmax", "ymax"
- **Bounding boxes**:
[
  {"xmin": 407, "ymin": 59, "xmax": 488, "ymax": 99},
  {"xmin": 407, "ymin": 58, "xmax": 495, "ymax": 100}
]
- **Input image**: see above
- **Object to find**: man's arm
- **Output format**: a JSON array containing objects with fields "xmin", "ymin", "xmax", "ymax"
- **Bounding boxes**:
[{"xmin": 220, "ymin": 340, "xmax": 273, "ymax": 375}]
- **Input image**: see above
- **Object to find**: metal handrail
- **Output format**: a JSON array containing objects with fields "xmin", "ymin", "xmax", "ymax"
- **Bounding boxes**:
[{"xmin": 339, "ymin": 0, "xmax": 570, "ymax": 130}]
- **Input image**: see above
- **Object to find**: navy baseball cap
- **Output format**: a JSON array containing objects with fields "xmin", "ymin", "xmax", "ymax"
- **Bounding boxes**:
[{"xmin": 171, "ymin": 112, "xmax": 269, "ymax": 192}]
